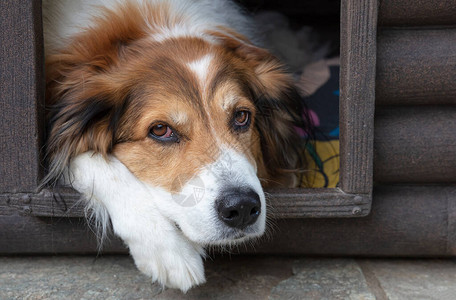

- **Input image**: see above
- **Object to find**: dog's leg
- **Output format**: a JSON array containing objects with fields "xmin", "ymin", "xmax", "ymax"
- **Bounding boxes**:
[{"xmin": 68, "ymin": 152, "xmax": 206, "ymax": 292}]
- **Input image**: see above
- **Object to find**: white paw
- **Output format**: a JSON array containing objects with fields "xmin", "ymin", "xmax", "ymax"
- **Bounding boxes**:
[
  {"xmin": 68, "ymin": 152, "xmax": 206, "ymax": 292},
  {"xmin": 130, "ymin": 237, "xmax": 206, "ymax": 292}
]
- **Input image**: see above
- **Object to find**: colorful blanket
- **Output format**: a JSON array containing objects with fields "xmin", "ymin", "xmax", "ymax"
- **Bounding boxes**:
[{"xmin": 296, "ymin": 58, "xmax": 340, "ymax": 188}]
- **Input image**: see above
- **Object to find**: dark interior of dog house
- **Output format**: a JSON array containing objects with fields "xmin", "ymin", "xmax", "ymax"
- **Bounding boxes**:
[{"xmin": 239, "ymin": 0, "xmax": 342, "ymax": 189}]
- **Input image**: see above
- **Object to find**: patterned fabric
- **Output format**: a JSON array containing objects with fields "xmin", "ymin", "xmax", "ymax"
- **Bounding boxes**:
[{"xmin": 295, "ymin": 58, "xmax": 340, "ymax": 188}]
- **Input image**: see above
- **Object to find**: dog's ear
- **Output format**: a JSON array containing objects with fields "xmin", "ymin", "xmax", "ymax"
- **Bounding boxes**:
[
  {"xmin": 43, "ymin": 8, "xmax": 146, "ymax": 186},
  {"xmin": 44, "ymin": 85, "xmax": 131, "ymax": 186},
  {"xmin": 45, "ymin": 90, "xmax": 130, "ymax": 181},
  {"xmin": 210, "ymin": 29, "xmax": 313, "ymax": 187}
]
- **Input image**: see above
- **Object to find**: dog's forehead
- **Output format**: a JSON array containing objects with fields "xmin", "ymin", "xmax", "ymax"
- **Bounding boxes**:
[
  {"xmin": 186, "ymin": 53, "xmax": 213, "ymax": 88},
  {"xmin": 130, "ymin": 40, "xmax": 251, "ymax": 111}
]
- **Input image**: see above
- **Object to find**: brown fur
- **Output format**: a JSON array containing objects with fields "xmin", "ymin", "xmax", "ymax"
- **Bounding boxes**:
[{"xmin": 44, "ymin": 3, "xmax": 311, "ymax": 190}]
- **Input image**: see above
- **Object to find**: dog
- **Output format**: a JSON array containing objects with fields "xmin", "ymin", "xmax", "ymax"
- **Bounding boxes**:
[{"xmin": 42, "ymin": 0, "xmax": 311, "ymax": 292}]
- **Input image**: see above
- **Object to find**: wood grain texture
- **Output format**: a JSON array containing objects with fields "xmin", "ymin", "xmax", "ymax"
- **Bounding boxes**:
[
  {"xmin": 0, "ymin": 215, "xmax": 126, "ymax": 254},
  {"xmin": 376, "ymin": 28, "xmax": 456, "ymax": 106},
  {"xmin": 0, "ymin": 188, "xmax": 83, "ymax": 217},
  {"xmin": 340, "ymin": 0, "xmax": 378, "ymax": 194},
  {"xmin": 2, "ymin": 185, "xmax": 456, "ymax": 255},
  {"xmin": 379, "ymin": 0, "xmax": 456, "ymax": 26},
  {"xmin": 0, "ymin": 188, "xmax": 371, "ymax": 219},
  {"xmin": 0, "ymin": 0, "xmax": 45, "ymax": 193},
  {"xmin": 251, "ymin": 185, "xmax": 456, "ymax": 256},
  {"xmin": 374, "ymin": 106, "xmax": 456, "ymax": 183},
  {"xmin": 268, "ymin": 188, "xmax": 370, "ymax": 218}
]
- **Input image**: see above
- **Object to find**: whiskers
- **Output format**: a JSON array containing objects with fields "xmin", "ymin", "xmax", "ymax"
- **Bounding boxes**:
[{"xmin": 263, "ymin": 191, "xmax": 279, "ymax": 243}]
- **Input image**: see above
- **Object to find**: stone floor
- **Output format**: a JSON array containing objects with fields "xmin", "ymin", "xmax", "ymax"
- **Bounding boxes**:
[{"xmin": 1, "ymin": 255, "xmax": 456, "ymax": 299}]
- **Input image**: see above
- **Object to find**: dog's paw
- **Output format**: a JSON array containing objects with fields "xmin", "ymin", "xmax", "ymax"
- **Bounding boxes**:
[
  {"xmin": 68, "ymin": 152, "xmax": 206, "ymax": 292},
  {"xmin": 130, "ymin": 238, "xmax": 206, "ymax": 292}
]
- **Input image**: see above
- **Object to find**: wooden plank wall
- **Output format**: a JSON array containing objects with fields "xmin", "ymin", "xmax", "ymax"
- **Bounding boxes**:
[
  {"xmin": 379, "ymin": 0, "xmax": 456, "ymax": 26},
  {"xmin": 374, "ymin": 0, "xmax": 456, "ymax": 184},
  {"xmin": 375, "ymin": 107, "xmax": 456, "ymax": 182},
  {"xmin": 376, "ymin": 28, "xmax": 456, "ymax": 105}
]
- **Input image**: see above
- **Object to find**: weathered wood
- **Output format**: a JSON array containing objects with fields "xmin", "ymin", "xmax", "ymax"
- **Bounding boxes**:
[
  {"xmin": 268, "ymin": 189, "xmax": 370, "ymax": 218},
  {"xmin": 376, "ymin": 28, "xmax": 456, "ymax": 106},
  {"xmin": 2, "ymin": 185, "xmax": 456, "ymax": 256},
  {"xmin": 0, "ymin": 215, "xmax": 126, "ymax": 254},
  {"xmin": 340, "ymin": 0, "xmax": 378, "ymax": 194},
  {"xmin": 0, "ymin": 0, "xmax": 45, "ymax": 193},
  {"xmin": 0, "ymin": 188, "xmax": 371, "ymax": 219},
  {"xmin": 0, "ymin": 188, "xmax": 83, "ymax": 217},
  {"xmin": 252, "ymin": 185, "xmax": 456, "ymax": 256},
  {"xmin": 379, "ymin": 0, "xmax": 456, "ymax": 26},
  {"xmin": 374, "ymin": 106, "xmax": 456, "ymax": 183}
]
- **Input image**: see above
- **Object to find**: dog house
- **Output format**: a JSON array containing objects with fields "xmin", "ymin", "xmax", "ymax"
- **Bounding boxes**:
[{"xmin": 1, "ymin": 0, "xmax": 456, "ymax": 256}]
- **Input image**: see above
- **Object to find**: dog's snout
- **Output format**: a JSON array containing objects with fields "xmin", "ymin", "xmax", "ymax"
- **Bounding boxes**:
[{"xmin": 216, "ymin": 188, "xmax": 261, "ymax": 229}]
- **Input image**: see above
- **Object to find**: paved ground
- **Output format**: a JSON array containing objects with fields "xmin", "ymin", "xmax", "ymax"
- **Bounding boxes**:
[{"xmin": 1, "ymin": 255, "xmax": 456, "ymax": 299}]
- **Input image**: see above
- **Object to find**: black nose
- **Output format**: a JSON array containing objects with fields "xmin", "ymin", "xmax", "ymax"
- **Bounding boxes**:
[{"xmin": 216, "ymin": 188, "xmax": 261, "ymax": 229}]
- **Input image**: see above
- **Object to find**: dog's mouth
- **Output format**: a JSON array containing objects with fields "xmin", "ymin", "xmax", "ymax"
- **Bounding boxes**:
[
  {"xmin": 207, "ymin": 224, "xmax": 263, "ymax": 245},
  {"xmin": 174, "ymin": 222, "xmax": 182, "ymax": 232},
  {"xmin": 173, "ymin": 220, "xmax": 260, "ymax": 245},
  {"xmin": 224, "ymin": 231, "xmax": 247, "ymax": 240}
]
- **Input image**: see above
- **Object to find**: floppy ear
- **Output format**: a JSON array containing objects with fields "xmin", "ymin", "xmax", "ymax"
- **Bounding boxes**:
[
  {"xmin": 44, "ymin": 89, "xmax": 130, "ymax": 185},
  {"xmin": 44, "ymin": 76, "xmax": 132, "ymax": 187},
  {"xmin": 210, "ymin": 29, "xmax": 314, "ymax": 187},
  {"xmin": 43, "ymin": 10, "xmax": 144, "ymax": 186}
]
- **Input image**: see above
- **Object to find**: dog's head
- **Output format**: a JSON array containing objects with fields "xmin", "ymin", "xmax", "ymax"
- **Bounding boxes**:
[{"xmin": 44, "ymin": 4, "xmax": 310, "ymax": 245}]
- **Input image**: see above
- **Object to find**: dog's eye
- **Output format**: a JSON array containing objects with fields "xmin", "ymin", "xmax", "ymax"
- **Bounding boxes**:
[
  {"xmin": 233, "ymin": 110, "xmax": 251, "ymax": 132},
  {"xmin": 149, "ymin": 123, "xmax": 178, "ymax": 143}
]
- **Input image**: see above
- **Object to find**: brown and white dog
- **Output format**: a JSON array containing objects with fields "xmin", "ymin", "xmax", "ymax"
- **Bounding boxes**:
[{"xmin": 43, "ymin": 0, "xmax": 311, "ymax": 292}]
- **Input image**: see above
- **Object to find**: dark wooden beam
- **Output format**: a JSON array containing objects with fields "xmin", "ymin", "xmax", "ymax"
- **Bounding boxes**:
[
  {"xmin": 0, "ymin": 0, "xmax": 45, "ymax": 193},
  {"xmin": 379, "ymin": 0, "xmax": 456, "ymax": 26},
  {"xmin": 0, "ymin": 188, "xmax": 371, "ymax": 219},
  {"xmin": 376, "ymin": 28, "xmax": 456, "ymax": 106},
  {"xmin": 0, "ymin": 215, "xmax": 126, "ymax": 254},
  {"xmin": 339, "ymin": 0, "xmax": 378, "ymax": 194},
  {"xmin": 374, "ymin": 106, "xmax": 456, "ymax": 183}
]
